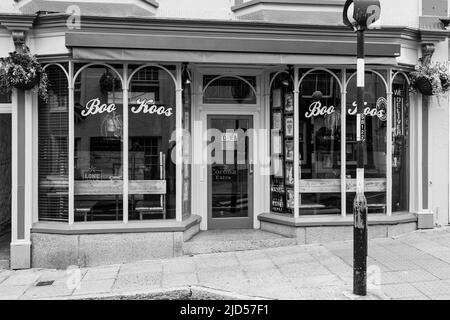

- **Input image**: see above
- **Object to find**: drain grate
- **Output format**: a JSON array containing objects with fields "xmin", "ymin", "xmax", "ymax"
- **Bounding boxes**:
[{"xmin": 36, "ymin": 280, "xmax": 55, "ymax": 287}]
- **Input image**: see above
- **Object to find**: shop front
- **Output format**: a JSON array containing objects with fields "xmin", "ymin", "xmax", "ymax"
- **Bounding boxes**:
[{"xmin": 1, "ymin": 13, "xmax": 440, "ymax": 269}]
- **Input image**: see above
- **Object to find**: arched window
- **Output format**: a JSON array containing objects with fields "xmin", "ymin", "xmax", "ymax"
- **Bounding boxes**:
[
  {"xmin": 38, "ymin": 64, "xmax": 69, "ymax": 222},
  {"xmin": 269, "ymin": 71, "xmax": 294, "ymax": 214},
  {"xmin": 203, "ymin": 75, "xmax": 257, "ymax": 104},
  {"xmin": 392, "ymin": 73, "xmax": 410, "ymax": 212},
  {"xmin": 346, "ymin": 70, "xmax": 388, "ymax": 214},
  {"xmin": 73, "ymin": 64, "xmax": 124, "ymax": 222},
  {"xmin": 127, "ymin": 65, "xmax": 176, "ymax": 220},
  {"xmin": 298, "ymin": 69, "xmax": 342, "ymax": 215}
]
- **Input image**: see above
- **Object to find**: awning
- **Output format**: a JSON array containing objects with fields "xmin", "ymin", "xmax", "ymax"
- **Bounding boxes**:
[
  {"xmin": 72, "ymin": 47, "xmax": 398, "ymax": 66},
  {"xmin": 67, "ymin": 31, "xmax": 400, "ymax": 66}
]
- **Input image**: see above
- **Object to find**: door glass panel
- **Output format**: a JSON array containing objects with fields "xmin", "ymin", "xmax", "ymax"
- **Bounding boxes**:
[
  {"xmin": 346, "ymin": 71, "xmax": 387, "ymax": 214},
  {"xmin": 299, "ymin": 70, "xmax": 342, "ymax": 215},
  {"xmin": 209, "ymin": 118, "xmax": 250, "ymax": 220}
]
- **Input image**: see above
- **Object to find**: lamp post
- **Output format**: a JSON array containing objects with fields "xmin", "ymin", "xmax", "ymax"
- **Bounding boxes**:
[{"xmin": 343, "ymin": 0, "xmax": 381, "ymax": 296}]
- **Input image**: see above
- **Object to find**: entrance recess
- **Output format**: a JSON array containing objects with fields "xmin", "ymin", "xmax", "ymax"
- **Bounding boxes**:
[{"xmin": 207, "ymin": 115, "xmax": 254, "ymax": 229}]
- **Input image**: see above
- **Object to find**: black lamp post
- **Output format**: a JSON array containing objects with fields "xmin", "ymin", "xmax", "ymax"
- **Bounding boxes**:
[{"xmin": 343, "ymin": 0, "xmax": 381, "ymax": 296}]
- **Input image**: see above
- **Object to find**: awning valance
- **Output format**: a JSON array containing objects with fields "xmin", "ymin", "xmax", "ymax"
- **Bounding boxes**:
[{"xmin": 72, "ymin": 47, "xmax": 398, "ymax": 66}]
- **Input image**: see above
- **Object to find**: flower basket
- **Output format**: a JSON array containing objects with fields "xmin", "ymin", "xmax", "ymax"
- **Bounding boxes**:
[
  {"xmin": 12, "ymin": 74, "xmax": 40, "ymax": 91},
  {"xmin": 0, "ymin": 46, "xmax": 48, "ymax": 101},
  {"xmin": 410, "ymin": 62, "xmax": 450, "ymax": 96},
  {"xmin": 414, "ymin": 76, "xmax": 433, "ymax": 96}
]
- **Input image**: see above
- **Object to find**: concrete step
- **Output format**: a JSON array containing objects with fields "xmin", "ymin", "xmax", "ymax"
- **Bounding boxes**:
[
  {"xmin": 0, "ymin": 259, "xmax": 9, "ymax": 270},
  {"xmin": 183, "ymin": 229, "xmax": 298, "ymax": 255}
]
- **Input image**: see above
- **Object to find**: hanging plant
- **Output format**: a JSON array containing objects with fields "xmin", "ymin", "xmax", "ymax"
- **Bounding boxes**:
[
  {"xmin": 409, "ymin": 62, "xmax": 450, "ymax": 96},
  {"xmin": 99, "ymin": 69, "xmax": 121, "ymax": 92},
  {"xmin": 0, "ymin": 45, "xmax": 48, "ymax": 101}
]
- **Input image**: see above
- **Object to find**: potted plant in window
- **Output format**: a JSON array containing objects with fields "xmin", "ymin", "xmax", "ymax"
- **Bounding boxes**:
[
  {"xmin": 409, "ymin": 62, "xmax": 450, "ymax": 96},
  {"xmin": 0, "ymin": 46, "xmax": 48, "ymax": 101}
]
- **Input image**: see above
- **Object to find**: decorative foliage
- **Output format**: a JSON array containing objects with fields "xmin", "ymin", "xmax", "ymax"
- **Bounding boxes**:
[
  {"xmin": 0, "ymin": 46, "xmax": 48, "ymax": 101},
  {"xmin": 99, "ymin": 69, "xmax": 121, "ymax": 92},
  {"xmin": 409, "ymin": 62, "xmax": 450, "ymax": 96}
]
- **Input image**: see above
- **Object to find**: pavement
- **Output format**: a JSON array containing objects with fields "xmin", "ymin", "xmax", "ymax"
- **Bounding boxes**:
[{"xmin": 1, "ymin": 227, "xmax": 450, "ymax": 300}]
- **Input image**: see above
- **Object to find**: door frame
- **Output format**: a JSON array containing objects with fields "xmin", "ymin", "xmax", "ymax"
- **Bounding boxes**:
[
  {"xmin": 206, "ymin": 114, "xmax": 254, "ymax": 230},
  {"xmin": 195, "ymin": 108, "xmax": 263, "ymax": 230}
]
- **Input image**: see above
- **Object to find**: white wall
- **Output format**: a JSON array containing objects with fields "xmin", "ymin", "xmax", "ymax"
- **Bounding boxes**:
[
  {"xmin": 378, "ymin": 0, "xmax": 421, "ymax": 28},
  {"xmin": 156, "ymin": 0, "xmax": 234, "ymax": 19}
]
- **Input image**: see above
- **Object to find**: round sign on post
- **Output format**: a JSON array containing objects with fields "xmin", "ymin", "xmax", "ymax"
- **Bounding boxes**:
[{"xmin": 343, "ymin": 0, "xmax": 381, "ymax": 31}]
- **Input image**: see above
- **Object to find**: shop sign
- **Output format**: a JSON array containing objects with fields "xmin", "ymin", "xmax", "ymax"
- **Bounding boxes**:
[
  {"xmin": 212, "ymin": 167, "xmax": 237, "ymax": 181},
  {"xmin": 81, "ymin": 98, "xmax": 173, "ymax": 117},
  {"xmin": 305, "ymin": 97, "xmax": 387, "ymax": 121},
  {"xmin": 132, "ymin": 99, "xmax": 173, "ymax": 117}
]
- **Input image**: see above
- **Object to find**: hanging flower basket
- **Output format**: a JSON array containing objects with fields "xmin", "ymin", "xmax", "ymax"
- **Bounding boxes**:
[
  {"xmin": 410, "ymin": 62, "xmax": 450, "ymax": 96},
  {"xmin": 0, "ymin": 46, "xmax": 48, "ymax": 101},
  {"xmin": 413, "ymin": 76, "xmax": 433, "ymax": 96}
]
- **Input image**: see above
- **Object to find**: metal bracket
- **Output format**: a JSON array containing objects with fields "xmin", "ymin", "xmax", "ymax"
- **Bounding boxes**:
[{"xmin": 420, "ymin": 43, "xmax": 435, "ymax": 66}]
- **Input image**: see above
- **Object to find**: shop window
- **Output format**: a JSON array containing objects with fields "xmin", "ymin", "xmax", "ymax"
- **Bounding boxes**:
[
  {"xmin": 128, "ymin": 66, "xmax": 176, "ymax": 221},
  {"xmin": 203, "ymin": 75, "xmax": 256, "ymax": 104},
  {"xmin": 392, "ymin": 74, "xmax": 410, "ymax": 212},
  {"xmin": 298, "ymin": 70, "xmax": 342, "ymax": 215},
  {"xmin": 269, "ymin": 71, "xmax": 294, "ymax": 214},
  {"xmin": 74, "ymin": 65, "xmax": 124, "ymax": 222},
  {"xmin": 346, "ymin": 71, "xmax": 387, "ymax": 214},
  {"xmin": 38, "ymin": 64, "xmax": 69, "ymax": 222},
  {"xmin": 182, "ymin": 65, "xmax": 192, "ymax": 219}
]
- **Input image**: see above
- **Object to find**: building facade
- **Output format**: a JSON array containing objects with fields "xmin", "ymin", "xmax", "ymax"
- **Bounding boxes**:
[{"xmin": 0, "ymin": 0, "xmax": 449, "ymax": 269}]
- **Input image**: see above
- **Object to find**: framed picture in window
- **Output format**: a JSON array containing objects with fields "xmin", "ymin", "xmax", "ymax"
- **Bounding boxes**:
[
  {"xmin": 271, "ymin": 131, "xmax": 283, "ymax": 155},
  {"xmin": 284, "ymin": 93, "xmax": 294, "ymax": 114},
  {"xmin": 273, "ymin": 158, "xmax": 284, "ymax": 178},
  {"xmin": 272, "ymin": 88, "xmax": 282, "ymax": 109},
  {"xmin": 285, "ymin": 140, "xmax": 294, "ymax": 161},
  {"xmin": 285, "ymin": 163, "xmax": 294, "ymax": 185},
  {"xmin": 285, "ymin": 117, "xmax": 294, "ymax": 137},
  {"xmin": 273, "ymin": 112, "xmax": 282, "ymax": 131}
]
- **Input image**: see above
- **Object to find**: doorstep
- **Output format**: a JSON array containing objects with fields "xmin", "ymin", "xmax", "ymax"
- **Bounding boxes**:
[
  {"xmin": 183, "ymin": 229, "xmax": 298, "ymax": 255},
  {"xmin": 258, "ymin": 212, "xmax": 418, "ymax": 244}
]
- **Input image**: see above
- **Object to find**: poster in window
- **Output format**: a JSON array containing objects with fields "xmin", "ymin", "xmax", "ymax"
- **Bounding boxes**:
[
  {"xmin": 273, "ymin": 158, "xmax": 284, "ymax": 178},
  {"xmin": 284, "ymin": 93, "xmax": 294, "ymax": 114},
  {"xmin": 271, "ymin": 131, "xmax": 283, "ymax": 155},
  {"xmin": 286, "ymin": 188, "xmax": 294, "ymax": 209},
  {"xmin": 285, "ymin": 163, "xmax": 294, "ymax": 185},
  {"xmin": 285, "ymin": 140, "xmax": 294, "ymax": 161},
  {"xmin": 285, "ymin": 117, "xmax": 294, "ymax": 137},
  {"xmin": 273, "ymin": 112, "xmax": 282, "ymax": 131},
  {"xmin": 272, "ymin": 88, "xmax": 282, "ymax": 109}
]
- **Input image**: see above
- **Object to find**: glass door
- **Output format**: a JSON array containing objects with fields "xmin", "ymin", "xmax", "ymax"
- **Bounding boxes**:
[{"xmin": 207, "ymin": 115, "xmax": 254, "ymax": 229}]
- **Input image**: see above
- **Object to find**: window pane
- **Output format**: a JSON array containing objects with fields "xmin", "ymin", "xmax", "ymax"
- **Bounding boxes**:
[
  {"xmin": 346, "ymin": 72, "xmax": 387, "ymax": 214},
  {"xmin": 128, "ymin": 66, "xmax": 176, "ymax": 221},
  {"xmin": 269, "ymin": 72, "xmax": 294, "ymax": 214},
  {"xmin": 299, "ymin": 70, "xmax": 342, "ymax": 215},
  {"xmin": 203, "ymin": 76, "xmax": 256, "ymax": 104},
  {"xmin": 74, "ymin": 65, "xmax": 123, "ymax": 222},
  {"xmin": 392, "ymin": 75, "xmax": 409, "ymax": 212},
  {"xmin": 182, "ymin": 67, "xmax": 192, "ymax": 219},
  {"xmin": 38, "ymin": 64, "xmax": 69, "ymax": 222}
]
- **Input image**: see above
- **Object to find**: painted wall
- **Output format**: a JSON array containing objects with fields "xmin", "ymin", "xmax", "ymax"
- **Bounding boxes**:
[{"xmin": 428, "ymin": 39, "xmax": 450, "ymax": 226}]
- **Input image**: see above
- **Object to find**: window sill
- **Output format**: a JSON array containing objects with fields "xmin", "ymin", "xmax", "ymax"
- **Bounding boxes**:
[
  {"xmin": 32, "ymin": 215, "xmax": 201, "ymax": 235},
  {"xmin": 258, "ymin": 212, "xmax": 417, "ymax": 227}
]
